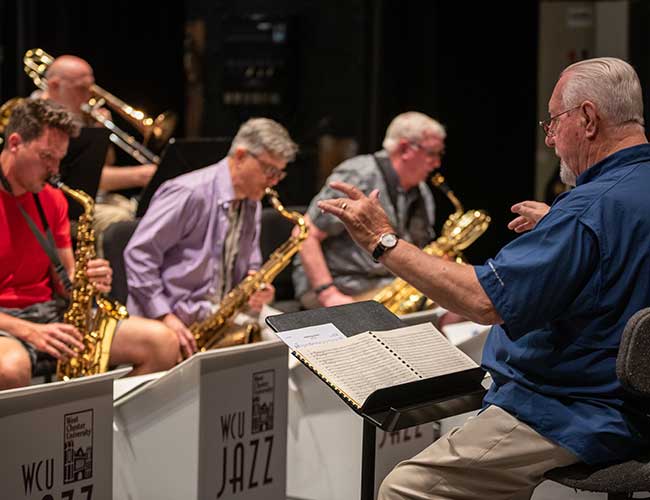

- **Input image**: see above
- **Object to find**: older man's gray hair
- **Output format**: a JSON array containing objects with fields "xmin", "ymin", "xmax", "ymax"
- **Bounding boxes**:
[
  {"xmin": 229, "ymin": 117, "xmax": 298, "ymax": 162},
  {"xmin": 561, "ymin": 57, "xmax": 644, "ymax": 128},
  {"xmin": 382, "ymin": 111, "xmax": 446, "ymax": 153}
]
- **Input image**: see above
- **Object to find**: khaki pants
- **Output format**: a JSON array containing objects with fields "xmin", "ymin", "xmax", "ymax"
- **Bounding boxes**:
[{"xmin": 378, "ymin": 405, "xmax": 580, "ymax": 500}]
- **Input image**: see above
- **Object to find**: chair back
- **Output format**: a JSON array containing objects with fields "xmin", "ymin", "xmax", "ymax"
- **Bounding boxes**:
[
  {"xmin": 617, "ymin": 307, "xmax": 650, "ymax": 396},
  {"xmin": 102, "ymin": 219, "xmax": 140, "ymax": 304}
]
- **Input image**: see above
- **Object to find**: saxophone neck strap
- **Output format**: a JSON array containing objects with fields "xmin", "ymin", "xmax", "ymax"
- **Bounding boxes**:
[
  {"xmin": 0, "ymin": 162, "xmax": 13, "ymax": 194},
  {"xmin": 1, "ymin": 161, "xmax": 72, "ymax": 292},
  {"xmin": 372, "ymin": 152, "xmax": 399, "ymax": 216},
  {"xmin": 25, "ymin": 196, "xmax": 73, "ymax": 293},
  {"xmin": 19, "ymin": 192, "xmax": 73, "ymax": 293}
]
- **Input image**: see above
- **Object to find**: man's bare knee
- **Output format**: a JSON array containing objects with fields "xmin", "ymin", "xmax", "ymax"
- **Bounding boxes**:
[
  {"xmin": 0, "ymin": 341, "xmax": 32, "ymax": 389},
  {"xmin": 147, "ymin": 320, "xmax": 179, "ymax": 369},
  {"xmin": 115, "ymin": 318, "xmax": 178, "ymax": 372}
]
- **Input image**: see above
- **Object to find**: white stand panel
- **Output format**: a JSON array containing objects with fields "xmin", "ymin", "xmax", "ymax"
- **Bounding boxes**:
[
  {"xmin": 114, "ymin": 340, "xmax": 288, "ymax": 500},
  {"xmin": 0, "ymin": 368, "xmax": 129, "ymax": 500}
]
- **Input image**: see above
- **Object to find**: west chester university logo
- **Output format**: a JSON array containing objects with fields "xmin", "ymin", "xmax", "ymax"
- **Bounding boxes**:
[
  {"xmin": 63, "ymin": 409, "xmax": 94, "ymax": 484},
  {"xmin": 251, "ymin": 370, "xmax": 274, "ymax": 433}
]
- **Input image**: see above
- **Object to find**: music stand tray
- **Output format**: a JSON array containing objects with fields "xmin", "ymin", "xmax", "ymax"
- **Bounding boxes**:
[{"xmin": 266, "ymin": 301, "xmax": 487, "ymax": 500}]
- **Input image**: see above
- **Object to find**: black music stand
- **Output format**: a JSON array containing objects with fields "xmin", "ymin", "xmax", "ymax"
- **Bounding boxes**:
[
  {"xmin": 59, "ymin": 127, "xmax": 110, "ymax": 219},
  {"xmin": 136, "ymin": 137, "xmax": 232, "ymax": 217},
  {"xmin": 266, "ymin": 301, "xmax": 487, "ymax": 500}
]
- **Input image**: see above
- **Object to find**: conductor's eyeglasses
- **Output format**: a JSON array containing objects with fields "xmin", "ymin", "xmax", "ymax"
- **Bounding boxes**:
[{"xmin": 539, "ymin": 106, "xmax": 581, "ymax": 137}]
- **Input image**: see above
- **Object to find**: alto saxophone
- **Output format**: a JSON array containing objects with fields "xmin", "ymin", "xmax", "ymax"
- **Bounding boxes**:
[
  {"xmin": 49, "ymin": 176, "xmax": 129, "ymax": 380},
  {"xmin": 191, "ymin": 188, "xmax": 309, "ymax": 351},
  {"xmin": 373, "ymin": 173, "xmax": 491, "ymax": 315}
]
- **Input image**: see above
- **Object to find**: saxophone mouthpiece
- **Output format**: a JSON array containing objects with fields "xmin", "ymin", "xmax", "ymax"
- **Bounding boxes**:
[
  {"xmin": 47, "ymin": 175, "xmax": 63, "ymax": 188},
  {"xmin": 431, "ymin": 173, "xmax": 451, "ymax": 194}
]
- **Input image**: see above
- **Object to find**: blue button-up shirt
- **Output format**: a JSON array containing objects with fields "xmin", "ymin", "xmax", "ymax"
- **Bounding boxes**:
[
  {"xmin": 475, "ymin": 144, "xmax": 650, "ymax": 465},
  {"xmin": 125, "ymin": 158, "xmax": 262, "ymax": 325}
]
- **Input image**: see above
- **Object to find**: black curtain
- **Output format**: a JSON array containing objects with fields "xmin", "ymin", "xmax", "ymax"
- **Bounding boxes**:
[
  {"xmin": 1, "ymin": 0, "xmax": 185, "ymax": 134},
  {"xmin": 376, "ymin": 1, "xmax": 539, "ymax": 260}
]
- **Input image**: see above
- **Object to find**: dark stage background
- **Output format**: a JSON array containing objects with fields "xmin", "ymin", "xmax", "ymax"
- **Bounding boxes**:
[{"xmin": 2, "ymin": 0, "xmax": 592, "ymax": 265}]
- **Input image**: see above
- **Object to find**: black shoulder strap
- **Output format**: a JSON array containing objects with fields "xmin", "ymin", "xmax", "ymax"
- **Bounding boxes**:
[
  {"xmin": 372, "ymin": 153, "xmax": 399, "ymax": 215},
  {"xmin": 23, "ymin": 195, "xmax": 73, "ymax": 293},
  {"xmin": 1, "ymin": 165, "xmax": 72, "ymax": 291}
]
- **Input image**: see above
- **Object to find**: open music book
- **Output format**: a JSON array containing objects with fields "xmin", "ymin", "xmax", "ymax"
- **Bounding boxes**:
[{"xmin": 292, "ymin": 322, "xmax": 480, "ymax": 410}]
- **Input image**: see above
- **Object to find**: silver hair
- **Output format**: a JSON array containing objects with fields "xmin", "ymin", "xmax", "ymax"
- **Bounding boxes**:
[
  {"xmin": 229, "ymin": 117, "xmax": 298, "ymax": 162},
  {"xmin": 382, "ymin": 112, "xmax": 446, "ymax": 153},
  {"xmin": 561, "ymin": 57, "xmax": 644, "ymax": 127}
]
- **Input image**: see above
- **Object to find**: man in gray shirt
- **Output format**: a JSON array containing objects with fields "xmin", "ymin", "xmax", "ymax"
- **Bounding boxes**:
[{"xmin": 293, "ymin": 112, "xmax": 445, "ymax": 309}]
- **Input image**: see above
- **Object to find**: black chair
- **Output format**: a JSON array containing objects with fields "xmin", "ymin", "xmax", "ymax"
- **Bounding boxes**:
[
  {"xmin": 32, "ymin": 353, "xmax": 57, "ymax": 383},
  {"xmin": 545, "ymin": 307, "xmax": 650, "ymax": 499},
  {"xmin": 259, "ymin": 205, "xmax": 307, "ymax": 312},
  {"xmin": 102, "ymin": 219, "xmax": 140, "ymax": 305}
]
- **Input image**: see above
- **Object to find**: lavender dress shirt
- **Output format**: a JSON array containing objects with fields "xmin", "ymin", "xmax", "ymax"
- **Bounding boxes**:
[{"xmin": 124, "ymin": 158, "xmax": 262, "ymax": 325}]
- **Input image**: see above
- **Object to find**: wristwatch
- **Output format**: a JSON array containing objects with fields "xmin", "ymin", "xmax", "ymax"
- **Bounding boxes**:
[{"xmin": 372, "ymin": 233, "xmax": 399, "ymax": 262}]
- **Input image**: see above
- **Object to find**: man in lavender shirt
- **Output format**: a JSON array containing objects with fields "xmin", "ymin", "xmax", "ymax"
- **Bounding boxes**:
[{"xmin": 124, "ymin": 118, "xmax": 298, "ymax": 358}]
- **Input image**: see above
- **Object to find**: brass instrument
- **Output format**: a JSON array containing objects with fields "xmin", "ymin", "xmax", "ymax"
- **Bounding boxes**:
[
  {"xmin": 49, "ymin": 176, "xmax": 129, "ymax": 380},
  {"xmin": 23, "ymin": 48, "xmax": 176, "ymax": 164},
  {"xmin": 0, "ymin": 97, "xmax": 24, "ymax": 146},
  {"xmin": 191, "ymin": 188, "xmax": 309, "ymax": 351},
  {"xmin": 373, "ymin": 173, "xmax": 491, "ymax": 315}
]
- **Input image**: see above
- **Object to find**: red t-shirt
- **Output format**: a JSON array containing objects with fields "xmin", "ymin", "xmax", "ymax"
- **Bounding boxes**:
[{"xmin": 0, "ymin": 185, "xmax": 71, "ymax": 308}]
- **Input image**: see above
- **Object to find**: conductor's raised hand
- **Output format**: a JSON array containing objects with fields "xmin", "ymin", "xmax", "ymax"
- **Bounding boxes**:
[
  {"xmin": 317, "ymin": 181, "xmax": 394, "ymax": 254},
  {"xmin": 507, "ymin": 201, "xmax": 550, "ymax": 233}
]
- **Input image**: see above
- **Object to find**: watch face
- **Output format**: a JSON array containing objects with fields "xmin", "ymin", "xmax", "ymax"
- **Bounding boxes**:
[{"xmin": 380, "ymin": 233, "xmax": 398, "ymax": 248}]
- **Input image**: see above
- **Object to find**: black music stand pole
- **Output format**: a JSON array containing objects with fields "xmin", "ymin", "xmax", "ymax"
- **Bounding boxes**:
[{"xmin": 361, "ymin": 419, "xmax": 377, "ymax": 500}]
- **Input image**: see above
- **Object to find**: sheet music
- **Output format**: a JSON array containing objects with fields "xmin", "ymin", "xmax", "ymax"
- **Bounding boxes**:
[
  {"xmin": 298, "ymin": 333, "xmax": 419, "ymax": 406},
  {"xmin": 374, "ymin": 323, "xmax": 478, "ymax": 379},
  {"xmin": 274, "ymin": 322, "xmax": 346, "ymax": 350}
]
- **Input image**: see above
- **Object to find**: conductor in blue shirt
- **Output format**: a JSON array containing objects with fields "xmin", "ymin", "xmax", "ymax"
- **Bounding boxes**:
[{"xmin": 319, "ymin": 57, "xmax": 650, "ymax": 499}]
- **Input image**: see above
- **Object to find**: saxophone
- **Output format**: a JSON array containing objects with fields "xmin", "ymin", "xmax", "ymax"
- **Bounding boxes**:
[
  {"xmin": 373, "ymin": 173, "xmax": 491, "ymax": 315},
  {"xmin": 191, "ymin": 188, "xmax": 309, "ymax": 351},
  {"xmin": 49, "ymin": 176, "xmax": 129, "ymax": 380}
]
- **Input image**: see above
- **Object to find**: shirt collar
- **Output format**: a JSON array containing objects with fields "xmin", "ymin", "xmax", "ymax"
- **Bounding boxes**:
[
  {"xmin": 376, "ymin": 149, "xmax": 419, "ymax": 199},
  {"xmin": 214, "ymin": 157, "xmax": 239, "ymax": 207},
  {"xmin": 577, "ymin": 143, "xmax": 650, "ymax": 186}
]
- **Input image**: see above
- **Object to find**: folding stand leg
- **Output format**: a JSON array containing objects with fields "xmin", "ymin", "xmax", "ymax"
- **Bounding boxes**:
[{"xmin": 361, "ymin": 419, "xmax": 377, "ymax": 500}]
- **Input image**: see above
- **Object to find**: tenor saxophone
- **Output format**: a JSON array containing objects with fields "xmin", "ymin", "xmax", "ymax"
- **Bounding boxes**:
[
  {"xmin": 49, "ymin": 176, "xmax": 129, "ymax": 380},
  {"xmin": 373, "ymin": 173, "xmax": 491, "ymax": 315},
  {"xmin": 191, "ymin": 188, "xmax": 309, "ymax": 351}
]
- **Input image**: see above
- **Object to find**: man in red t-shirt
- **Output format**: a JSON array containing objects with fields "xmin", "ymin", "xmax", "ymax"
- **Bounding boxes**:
[{"xmin": 0, "ymin": 99, "xmax": 179, "ymax": 389}]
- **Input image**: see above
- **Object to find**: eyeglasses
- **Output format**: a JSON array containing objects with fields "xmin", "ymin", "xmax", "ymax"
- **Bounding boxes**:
[
  {"xmin": 539, "ymin": 105, "xmax": 581, "ymax": 137},
  {"xmin": 248, "ymin": 151, "xmax": 287, "ymax": 181},
  {"xmin": 23, "ymin": 142, "xmax": 60, "ymax": 164},
  {"xmin": 409, "ymin": 142, "xmax": 445, "ymax": 159},
  {"xmin": 38, "ymin": 150, "xmax": 57, "ymax": 163}
]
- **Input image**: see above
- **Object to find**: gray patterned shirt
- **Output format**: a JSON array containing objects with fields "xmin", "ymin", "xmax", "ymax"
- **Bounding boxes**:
[{"xmin": 292, "ymin": 151, "xmax": 436, "ymax": 298}]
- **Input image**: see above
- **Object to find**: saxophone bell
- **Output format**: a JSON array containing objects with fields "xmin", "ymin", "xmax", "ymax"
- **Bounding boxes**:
[{"xmin": 373, "ymin": 173, "xmax": 490, "ymax": 315}]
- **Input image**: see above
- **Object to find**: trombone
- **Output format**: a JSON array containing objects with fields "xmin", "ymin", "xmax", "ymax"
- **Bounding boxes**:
[{"xmin": 23, "ymin": 48, "xmax": 177, "ymax": 165}]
